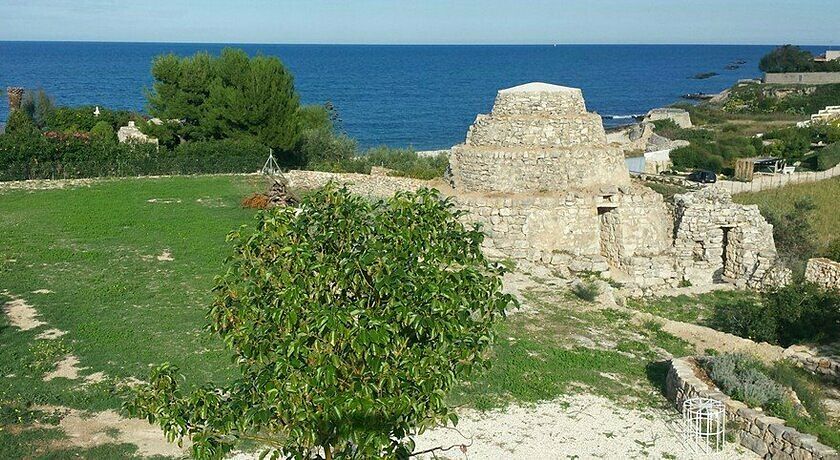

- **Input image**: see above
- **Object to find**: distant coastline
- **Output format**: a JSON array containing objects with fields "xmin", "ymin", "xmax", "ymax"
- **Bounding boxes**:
[{"xmin": 0, "ymin": 43, "xmax": 831, "ymax": 149}]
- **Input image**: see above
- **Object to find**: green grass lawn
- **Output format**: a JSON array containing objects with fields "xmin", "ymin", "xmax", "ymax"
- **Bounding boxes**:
[
  {"xmin": 0, "ymin": 175, "xmax": 691, "ymax": 458},
  {"xmin": 0, "ymin": 175, "xmax": 264, "ymax": 458},
  {"xmin": 734, "ymin": 176, "xmax": 840, "ymax": 248}
]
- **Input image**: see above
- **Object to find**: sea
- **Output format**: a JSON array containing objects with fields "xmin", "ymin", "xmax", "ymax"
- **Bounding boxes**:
[{"xmin": 0, "ymin": 43, "xmax": 830, "ymax": 150}]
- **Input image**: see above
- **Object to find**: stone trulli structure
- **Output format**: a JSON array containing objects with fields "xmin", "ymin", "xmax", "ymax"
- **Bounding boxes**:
[{"xmin": 447, "ymin": 82, "xmax": 787, "ymax": 292}]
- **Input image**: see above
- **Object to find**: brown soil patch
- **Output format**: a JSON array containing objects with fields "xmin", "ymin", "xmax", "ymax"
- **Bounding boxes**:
[
  {"xmin": 3, "ymin": 298, "xmax": 46, "ymax": 330},
  {"xmin": 36, "ymin": 328, "xmax": 67, "ymax": 340},
  {"xmin": 41, "ymin": 407, "xmax": 186, "ymax": 458},
  {"xmin": 43, "ymin": 355, "xmax": 82, "ymax": 381}
]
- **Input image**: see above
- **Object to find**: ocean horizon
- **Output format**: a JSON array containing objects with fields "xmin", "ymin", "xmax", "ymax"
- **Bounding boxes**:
[{"xmin": 0, "ymin": 42, "xmax": 830, "ymax": 149}]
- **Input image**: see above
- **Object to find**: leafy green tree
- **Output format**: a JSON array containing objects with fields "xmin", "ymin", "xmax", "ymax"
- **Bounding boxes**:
[
  {"xmin": 759, "ymin": 45, "xmax": 840, "ymax": 73},
  {"xmin": 126, "ymin": 185, "xmax": 514, "ymax": 460},
  {"xmin": 147, "ymin": 48, "xmax": 302, "ymax": 151}
]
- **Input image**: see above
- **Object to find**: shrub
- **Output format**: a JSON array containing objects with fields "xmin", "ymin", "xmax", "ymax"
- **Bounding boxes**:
[
  {"xmin": 670, "ymin": 144, "xmax": 724, "ymax": 173},
  {"xmin": 762, "ymin": 127, "xmax": 813, "ymax": 159},
  {"xmin": 709, "ymin": 281, "xmax": 840, "ymax": 347},
  {"xmin": 3, "ymin": 110, "xmax": 38, "ymax": 137},
  {"xmin": 708, "ymin": 296, "xmax": 776, "ymax": 343},
  {"xmin": 701, "ymin": 353, "xmax": 787, "ymax": 409},
  {"xmin": 126, "ymin": 185, "xmax": 515, "ymax": 459},
  {"xmin": 824, "ymin": 238, "xmax": 840, "ymax": 262},
  {"xmin": 815, "ymin": 142, "xmax": 840, "ymax": 171},
  {"xmin": 762, "ymin": 197, "xmax": 818, "ymax": 275},
  {"xmin": 571, "ymin": 280, "xmax": 600, "ymax": 302},
  {"xmin": 45, "ymin": 106, "xmax": 133, "ymax": 133},
  {"xmin": 297, "ymin": 127, "xmax": 357, "ymax": 169},
  {"xmin": 0, "ymin": 130, "xmax": 268, "ymax": 181},
  {"xmin": 763, "ymin": 282, "xmax": 840, "ymax": 346},
  {"xmin": 89, "ymin": 121, "xmax": 116, "ymax": 143}
]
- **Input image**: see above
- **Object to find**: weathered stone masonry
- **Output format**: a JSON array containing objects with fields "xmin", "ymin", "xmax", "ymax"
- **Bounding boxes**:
[
  {"xmin": 447, "ymin": 82, "xmax": 787, "ymax": 291},
  {"xmin": 805, "ymin": 258, "xmax": 840, "ymax": 291}
]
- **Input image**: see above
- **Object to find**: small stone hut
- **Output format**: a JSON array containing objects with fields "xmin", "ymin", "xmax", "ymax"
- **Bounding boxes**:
[{"xmin": 448, "ymin": 82, "xmax": 786, "ymax": 291}]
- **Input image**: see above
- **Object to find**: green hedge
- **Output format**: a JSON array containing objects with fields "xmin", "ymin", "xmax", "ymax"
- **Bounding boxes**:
[{"xmin": 0, "ymin": 134, "xmax": 270, "ymax": 181}]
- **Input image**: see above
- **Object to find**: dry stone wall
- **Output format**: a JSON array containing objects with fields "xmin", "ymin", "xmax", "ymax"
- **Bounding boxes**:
[
  {"xmin": 666, "ymin": 357, "xmax": 839, "ymax": 460},
  {"xmin": 805, "ymin": 258, "xmax": 840, "ymax": 291},
  {"xmin": 284, "ymin": 170, "xmax": 432, "ymax": 198},
  {"xmin": 784, "ymin": 344, "xmax": 840, "ymax": 382},
  {"xmin": 448, "ymin": 146, "xmax": 628, "ymax": 193},
  {"xmin": 673, "ymin": 188, "xmax": 788, "ymax": 289},
  {"xmin": 448, "ymin": 82, "xmax": 630, "ymax": 194}
]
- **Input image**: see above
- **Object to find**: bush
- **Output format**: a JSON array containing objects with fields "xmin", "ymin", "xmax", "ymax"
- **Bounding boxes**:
[
  {"xmin": 709, "ymin": 281, "xmax": 840, "ymax": 347},
  {"xmin": 45, "ymin": 106, "xmax": 133, "ymax": 133},
  {"xmin": 824, "ymin": 238, "xmax": 840, "ymax": 262},
  {"xmin": 670, "ymin": 144, "xmax": 724, "ymax": 172},
  {"xmin": 763, "ymin": 197, "xmax": 818, "ymax": 275},
  {"xmin": 762, "ymin": 127, "xmax": 813, "ymax": 159},
  {"xmin": 701, "ymin": 353, "xmax": 787, "ymax": 410},
  {"xmin": 708, "ymin": 296, "xmax": 777, "ymax": 343},
  {"xmin": 89, "ymin": 121, "xmax": 116, "ymax": 143},
  {"xmin": 571, "ymin": 280, "xmax": 600, "ymax": 302},
  {"xmin": 3, "ymin": 110, "xmax": 39, "ymax": 137},
  {"xmin": 815, "ymin": 142, "xmax": 840, "ymax": 171},
  {"xmin": 126, "ymin": 185, "xmax": 514, "ymax": 459},
  {"xmin": 297, "ymin": 127, "xmax": 357, "ymax": 169},
  {"xmin": 763, "ymin": 282, "xmax": 840, "ymax": 346}
]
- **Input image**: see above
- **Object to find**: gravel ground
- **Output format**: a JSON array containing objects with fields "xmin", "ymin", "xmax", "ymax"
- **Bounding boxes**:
[{"xmin": 412, "ymin": 394, "xmax": 756, "ymax": 460}]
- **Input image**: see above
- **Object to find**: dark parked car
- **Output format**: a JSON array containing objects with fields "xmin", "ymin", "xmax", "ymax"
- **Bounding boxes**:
[{"xmin": 687, "ymin": 170, "xmax": 717, "ymax": 184}]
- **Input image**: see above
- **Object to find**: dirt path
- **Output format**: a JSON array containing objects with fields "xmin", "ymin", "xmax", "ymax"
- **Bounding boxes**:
[{"xmin": 633, "ymin": 311, "xmax": 785, "ymax": 363}]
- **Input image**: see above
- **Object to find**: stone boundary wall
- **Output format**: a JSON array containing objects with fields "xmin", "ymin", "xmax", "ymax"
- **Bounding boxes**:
[
  {"xmin": 805, "ymin": 258, "xmax": 840, "ymax": 291},
  {"xmin": 666, "ymin": 357, "xmax": 839, "ymax": 459},
  {"xmin": 714, "ymin": 164, "xmax": 840, "ymax": 194},
  {"xmin": 784, "ymin": 344, "xmax": 840, "ymax": 382},
  {"xmin": 284, "ymin": 170, "xmax": 432, "ymax": 198},
  {"xmin": 764, "ymin": 72, "xmax": 840, "ymax": 85}
]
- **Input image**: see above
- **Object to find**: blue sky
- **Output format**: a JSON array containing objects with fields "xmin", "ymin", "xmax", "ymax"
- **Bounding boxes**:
[{"xmin": 0, "ymin": 0, "xmax": 837, "ymax": 44}]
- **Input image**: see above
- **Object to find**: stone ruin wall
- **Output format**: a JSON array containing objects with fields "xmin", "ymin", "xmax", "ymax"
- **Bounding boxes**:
[
  {"xmin": 448, "ymin": 84, "xmax": 630, "ymax": 194},
  {"xmin": 445, "ymin": 82, "xmax": 789, "ymax": 292},
  {"xmin": 448, "ymin": 146, "xmax": 628, "ymax": 194},
  {"xmin": 673, "ymin": 188, "xmax": 788, "ymax": 289},
  {"xmin": 805, "ymin": 258, "xmax": 840, "ymax": 291}
]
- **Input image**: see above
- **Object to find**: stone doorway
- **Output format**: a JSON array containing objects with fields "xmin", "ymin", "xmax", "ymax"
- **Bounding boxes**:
[{"xmin": 598, "ymin": 206, "xmax": 620, "ymax": 268}]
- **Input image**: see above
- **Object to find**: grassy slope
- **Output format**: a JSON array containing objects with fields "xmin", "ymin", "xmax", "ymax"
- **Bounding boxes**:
[
  {"xmin": 0, "ymin": 175, "xmax": 262, "ymax": 457},
  {"xmin": 733, "ymin": 176, "xmax": 840, "ymax": 248},
  {"xmin": 0, "ymin": 175, "xmax": 691, "ymax": 457}
]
